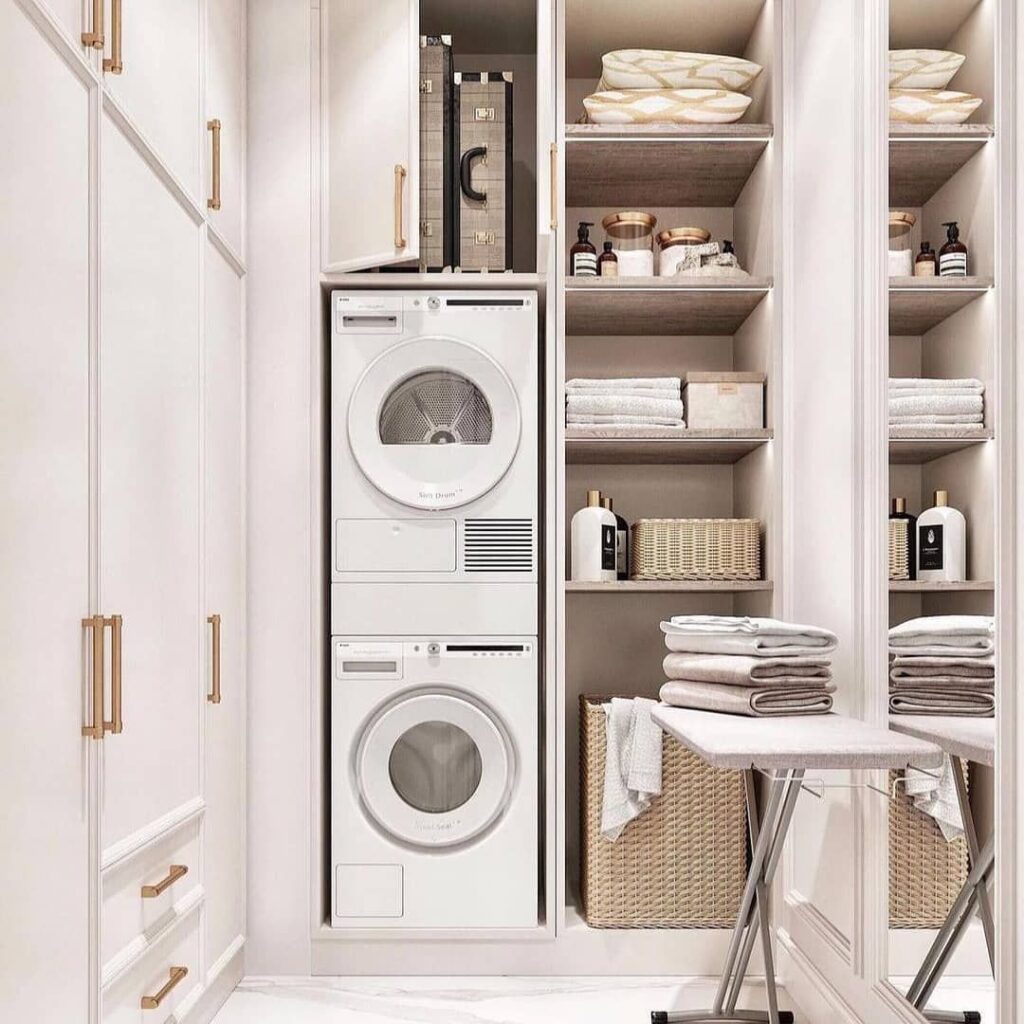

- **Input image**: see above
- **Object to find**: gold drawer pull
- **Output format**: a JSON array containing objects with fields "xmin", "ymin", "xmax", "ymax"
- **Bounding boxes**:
[
  {"xmin": 81, "ymin": 0, "xmax": 103, "ymax": 49},
  {"xmin": 549, "ymin": 142, "xmax": 558, "ymax": 230},
  {"xmin": 207, "ymin": 613, "xmax": 222, "ymax": 704},
  {"xmin": 81, "ymin": 615, "xmax": 105, "ymax": 740},
  {"xmin": 141, "ymin": 864, "xmax": 188, "ymax": 899},
  {"xmin": 105, "ymin": 614, "xmax": 123, "ymax": 735},
  {"xmin": 394, "ymin": 164, "xmax": 407, "ymax": 249},
  {"xmin": 103, "ymin": 0, "xmax": 123, "ymax": 73},
  {"xmin": 140, "ymin": 966, "xmax": 188, "ymax": 1009},
  {"xmin": 207, "ymin": 120, "xmax": 222, "ymax": 211}
]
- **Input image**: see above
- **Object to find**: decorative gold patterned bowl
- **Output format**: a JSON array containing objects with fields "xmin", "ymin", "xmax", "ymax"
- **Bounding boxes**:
[
  {"xmin": 889, "ymin": 88, "xmax": 982, "ymax": 125},
  {"xmin": 888, "ymin": 49, "xmax": 965, "ymax": 90},
  {"xmin": 583, "ymin": 88, "xmax": 753, "ymax": 125},
  {"xmin": 601, "ymin": 49, "xmax": 763, "ymax": 93}
]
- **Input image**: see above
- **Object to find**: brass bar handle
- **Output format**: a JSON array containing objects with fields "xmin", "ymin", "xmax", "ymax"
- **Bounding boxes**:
[
  {"xmin": 81, "ymin": 0, "xmax": 104, "ymax": 49},
  {"xmin": 102, "ymin": 0, "xmax": 123, "ymax": 73},
  {"xmin": 549, "ymin": 142, "xmax": 558, "ymax": 231},
  {"xmin": 141, "ymin": 864, "xmax": 188, "ymax": 899},
  {"xmin": 393, "ymin": 164, "xmax": 407, "ymax": 249},
  {"xmin": 140, "ymin": 966, "xmax": 188, "ymax": 1010},
  {"xmin": 81, "ymin": 615, "xmax": 105, "ymax": 740},
  {"xmin": 207, "ymin": 613, "xmax": 222, "ymax": 704},
  {"xmin": 105, "ymin": 614, "xmax": 123, "ymax": 735},
  {"xmin": 207, "ymin": 120, "xmax": 222, "ymax": 211}
]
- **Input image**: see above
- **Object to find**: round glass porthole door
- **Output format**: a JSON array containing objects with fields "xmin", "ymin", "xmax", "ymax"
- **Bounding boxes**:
[
  {"xmin": 356, "ymin": 690, "xmax": 516, "ymax": 848},
  {"xmin": 347, "ymin": 337, "xmax": 521, "ymax": 510}
]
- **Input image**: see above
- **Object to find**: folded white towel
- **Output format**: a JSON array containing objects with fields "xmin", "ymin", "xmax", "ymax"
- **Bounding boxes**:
[
  {"xmin": 888, "ymin": 377, "xmax": 983, "ymax": 391},
  {"xmin": 889, "ymin": 615, "xmax": 994, "ymax": 657},
  {"xmin": 661, "ymin": 615, "xmax": 839, "ymax": 657},
  {"xmin": 889, "ymin": 388, "xmax": 984, "ymax": 400},
  {"xmin": 904, "ymin": 756, "xmax": 964, "ymax": 841},
  {"xmin": 567, "ymin": 413, "xmax": 687, "ymax": 427},
  {"xmin": 566, "ymin": 387, "xmax": 680, "ymax": 399},
  {"xmin": 567, "ymin": 394, "xmax": 684, "ymax": 419},
  {"xmin": 600, "ymin": 697, "xmax": 663, "ymax": 841},
  {"xmin": 889, "ymin": 413, "xmax": 984, "ymax": 424},
  {"xmin": 891, "ymin": 653, "xmax": 994, "ymax": 673},
  {"xmin": 888, "ymin": 395, "xmax": 983, "ymax": 417},
  {"xmin": 567, "ymin": 377, "xmax": 681, "ymax": 391}
]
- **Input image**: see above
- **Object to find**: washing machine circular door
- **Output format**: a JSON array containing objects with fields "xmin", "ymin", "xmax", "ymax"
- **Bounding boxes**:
[
  {"xmin": 356, "ymin": 690, "xmax": 516, "ymax": 848},
  {"xmin": 347, "ymin": 336, "xmax": 522, "ymax": 510}
]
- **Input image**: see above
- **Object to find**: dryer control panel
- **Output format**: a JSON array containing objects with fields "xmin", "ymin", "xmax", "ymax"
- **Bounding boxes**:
[{"xmin": 335, "ymin": 639, "xmax": 535, "ymax": 680}]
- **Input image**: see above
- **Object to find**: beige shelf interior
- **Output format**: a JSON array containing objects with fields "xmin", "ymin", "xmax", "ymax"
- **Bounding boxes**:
[
  {"xmin": 889, "ymin": 580, "xmax": 994, "ymax": 593},
  {"xmin": 888, "ymin": 278, "xmax": 992, "ymax": 335},
  {"xmin": 566, "ymin": 430, "xmax": 771, "ymax": 465},
  {"xmin": 889, "ymin": 126, "xmax": 993, "ymax": 207}
]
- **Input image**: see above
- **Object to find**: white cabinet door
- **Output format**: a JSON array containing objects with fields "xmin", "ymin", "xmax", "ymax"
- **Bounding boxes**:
[
  {"xmin": 0, "ymin": 4, "xmax": 92, "ymax": 1020},
  {"xmin": 99, "ymin": 114, "xmax": 202, "ymax": 852},
  {"xmin": 102, "ymin": 0, "xmax": 201, "ymax": 197},
  {"xmin": 203, "ymin": 241, "xmax": 246, "ymax": 973},
  {"xmin": 322, "ymin": 0, "xmax": 419, "ymax": 271},
  {"xmin": 206, "ymin": 0, "xmax": 244, "ymax": 256}
]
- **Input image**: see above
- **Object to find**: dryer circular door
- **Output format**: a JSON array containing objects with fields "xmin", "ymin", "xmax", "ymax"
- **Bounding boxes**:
[
  {"xmin": 355, "ymin": 689, "xmax": 516, "ymax": 848},
  {"xmin": 347, "ymin": 336, "xmax": 522, "ymax": 510}
]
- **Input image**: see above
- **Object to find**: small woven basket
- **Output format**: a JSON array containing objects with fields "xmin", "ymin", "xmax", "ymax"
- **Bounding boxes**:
[
  {"xmin": 889, "ymin": 520, "xmax": 910, "ymax": 580},
  {"xmin": 631, "ymin": 518, "xmax": 761, "ymax": 581},
  {"xmin": 888, "ymin": 764, "xmax": 970, "ymax": 928},
  {"xmin": 579, "ymin": 696, "xmax": 748, "ymax": 928}
]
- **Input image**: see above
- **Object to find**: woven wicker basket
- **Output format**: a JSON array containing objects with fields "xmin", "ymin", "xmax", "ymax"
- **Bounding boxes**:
[
  {"xmin": 631, "ymin": 518, "xmax": 761, "ymax": 581},
  {"xmin": 889, "ymin": 764, "xmax": 970, "ymax": 928},
  {"xmin": 889, "ymin": 520, "xmax": 910, "ymax": 581},
  {"xmin": 579, "ymin": 696, "xmax": 748, "ymax": 928}
]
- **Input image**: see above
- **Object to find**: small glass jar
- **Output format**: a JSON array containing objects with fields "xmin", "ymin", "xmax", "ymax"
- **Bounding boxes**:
[
  {"xmin": 601, "ymin": 211, "xmax": 656, "ymax": 277},
  {"xmin": 888, "ymin": 211, "xmax": 916, "ymax": 277},
  {"xmin": 656, "ymin": 226, "xmax": 713, "ymax": 277}
]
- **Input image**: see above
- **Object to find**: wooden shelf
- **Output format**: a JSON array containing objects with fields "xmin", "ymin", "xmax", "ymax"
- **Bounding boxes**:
[
  {"xmin": 566, "ymin": 580, "xmax": 772, "ymax": 593},
  {"xmin": 889, "ymin": 125, "xmax": 993, "ymax": 207},
  {"xmin": 320, "ymin": 271, "xmax": 544, "ymax": 291},
  {"xmin": 566, "ymin": 429, "xmax": 772, "ymax": 464},
  {"xmin": 889, "ymin": 277, "xmax": 992, "ymax": 335},
  {"xmin": 890, "ymin": 580, "xmax": 994, "ymax": 593},
  {"xmin": 565, "ymin": 276, "xmax": 772, "ymax": 336},
  {"xmin": 889, "ymin": 429, "xmax": 993, "ymax": 463},
  {"xmin": 565, "ymin": 124, "xmax": 771, "ymax": 207}
]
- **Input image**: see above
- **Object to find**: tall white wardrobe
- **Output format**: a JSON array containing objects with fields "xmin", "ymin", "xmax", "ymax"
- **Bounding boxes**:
[{"xmin": 0, "ymin": 1, "xmax": 247, "ymax": 1022}]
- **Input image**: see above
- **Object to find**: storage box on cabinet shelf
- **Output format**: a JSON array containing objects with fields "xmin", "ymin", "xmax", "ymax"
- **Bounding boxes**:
[
  {"xmin": 630, "ymin": 518, "xmax": 761, "ymax": 582},
  {"xmin": 683, "ymin": 372, "xmax": 765, "ymax": 430},
  {"xmin": 580, "ymin": 697, "xmax": 747, "ymax": 928}
]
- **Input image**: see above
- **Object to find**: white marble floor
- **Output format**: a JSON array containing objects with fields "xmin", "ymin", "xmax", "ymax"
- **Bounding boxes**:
[{"xmin": 214, "ymin": 977, "xmax": 805, "ymax": 1024}]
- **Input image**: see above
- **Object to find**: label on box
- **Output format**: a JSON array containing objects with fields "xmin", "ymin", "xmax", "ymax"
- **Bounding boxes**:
[
  {"xmin": 919, "ymin": 524, "xmax": 944, "ymax": 571},
  {"xmin": 717, "ymin": 382, "xmax": 739, "ymax": 395}
]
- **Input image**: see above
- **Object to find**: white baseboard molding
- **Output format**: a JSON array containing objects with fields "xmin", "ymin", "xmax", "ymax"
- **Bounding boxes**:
[
  {"xmin": 183, "ymin": 940, "xmax": 246, "ymax": 1024},
  {"xmin": 888, "ymin": 921, "xmax": 991, "ymax": 977}
]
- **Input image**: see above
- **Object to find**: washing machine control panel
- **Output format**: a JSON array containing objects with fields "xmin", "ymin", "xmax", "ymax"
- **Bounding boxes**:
[{"xmin": 335, "ymin": 639, "xmax": 534, "ymax": 678}]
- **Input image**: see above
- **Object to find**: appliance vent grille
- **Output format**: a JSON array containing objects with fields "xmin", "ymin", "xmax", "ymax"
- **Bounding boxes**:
[{"xmin": 464, "ymin": 519, "xmax": 534, "ymax": 573}]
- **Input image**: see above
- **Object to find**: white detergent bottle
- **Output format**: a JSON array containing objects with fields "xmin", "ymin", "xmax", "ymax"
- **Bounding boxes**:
[
  {"xmin": 917, "ymin": 489, "xmax": 966, "ymax": 583},
  {"xmin": 571, "ymin": 489, "xmax": 617, "ymax": 583}
]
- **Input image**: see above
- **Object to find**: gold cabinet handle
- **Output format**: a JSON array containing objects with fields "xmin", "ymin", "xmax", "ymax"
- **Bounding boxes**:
[
  {"xmin": 81, "ymin": 0, "xmax": 104, "ymax": 49},
  {"xmin": 141, "ymin": 864, "xmax": 188, "ymax": 899},
  {"xmin": 102, "ymin": 0, "xmax": 122, "ymax": 73},
  {"xmin": 81, "ymin": 615, "xmax": 106, "ymax": 740},
  {"xmin": 140, "ymin": 966, "xmax": 188, "ymax": 1010},
  {"xmin": 549, "ymin": 142, "xmax": 558, "ymax": 230},
  {"xmin": 105, "ymin": 614, "xmax": 123, "ymax": 735},
  {"xmin": 207, "ymin": 613, "xmax": 222, "ymax": 704},
  {"xmin": 207, "ymin": 120, "xmax": 222, "ymax": 211},
  {"xmin": 393, "ymin": 164, "xmax": 407, "ymax": 249}
]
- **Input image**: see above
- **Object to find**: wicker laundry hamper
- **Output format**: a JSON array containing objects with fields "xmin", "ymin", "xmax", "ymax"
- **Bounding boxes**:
[
  {"xmin": 889, "ymin": 520, "xmax": 910, "ymax": 580},
  {"xmin": 579, "ymin": 696, "xmax": 748, "ymax": 928},
  {"xmin": 631, "ymin": 518, "xmax": 761, "ymax": 581},
  {"xmin": 888, "ymin": 764, "xmax": 970, "ymax": 928}
]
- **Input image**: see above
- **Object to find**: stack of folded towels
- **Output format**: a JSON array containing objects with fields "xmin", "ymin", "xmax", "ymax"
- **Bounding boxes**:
[
  {"xmin": 889, "ymin": 377, "xmax": 984, "ymax": 433},
  {"xmin": 889, "ymin": 615, "xmax": 995, "ymax": 717},
  {"xmin": 565, "ymin": 377, "xmax": 686, "ymax": 435},
  {"xmin": 659, "ymin": 615, "xmax": 839, "ymax": 717}
]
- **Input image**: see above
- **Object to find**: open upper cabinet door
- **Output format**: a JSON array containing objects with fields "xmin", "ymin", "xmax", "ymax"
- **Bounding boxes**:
[{"xmin": 322, "ymin": 0, "xmax": 420, "ymax": 272}]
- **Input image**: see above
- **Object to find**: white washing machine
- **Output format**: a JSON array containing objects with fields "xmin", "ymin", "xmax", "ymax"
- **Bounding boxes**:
[
  {"xmin": 331, "ymin": 637, "xmax": 538, "ymax": 929},
  {"xmin": 330, "ymin": 290, "xmax": 538, "ymax": 637}
]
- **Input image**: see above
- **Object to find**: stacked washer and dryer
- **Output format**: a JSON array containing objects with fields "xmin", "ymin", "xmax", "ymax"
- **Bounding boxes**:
[{"xmin": 330, "ymin": 290, "xmax": 539, "ymax": 929}]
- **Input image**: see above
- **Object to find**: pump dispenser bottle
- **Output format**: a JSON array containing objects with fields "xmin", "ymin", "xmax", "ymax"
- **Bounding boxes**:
[
  {"xmin": 571, "ymin": 490, "xmax": 617, "ymax": 582},
  {"xmin": 601, "ymin": 496, "xmax": 629, "ymax": 579},
  {"xmin": 917, "ymin": 489, "xmax": 966, "ymax": 582},
  {"xmin": 939, "ymin": 222, "xmax": 968, "ymax": 277},
  {"xmin": 571, "ymin": 222, "xmax": 597, "ymax": 276}
]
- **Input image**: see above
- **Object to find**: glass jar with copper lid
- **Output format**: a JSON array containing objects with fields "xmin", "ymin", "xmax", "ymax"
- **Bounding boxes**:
[
  {"xmin": 601, "ymin": 211, "xmax": 657, "ymax": 277},
  {"xmin": 657, "ymin": 226, "xmax": 713, "ymax": 277}
]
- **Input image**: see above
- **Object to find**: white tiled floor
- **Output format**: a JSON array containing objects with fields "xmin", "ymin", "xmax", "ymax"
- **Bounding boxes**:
[{"xmin": 213, "ymin": 977, "xmax": 806, "ymax": 1023}]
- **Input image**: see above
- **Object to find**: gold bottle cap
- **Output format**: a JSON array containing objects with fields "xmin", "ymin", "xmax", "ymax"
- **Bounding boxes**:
[
  {"xmin": 587, "ymin": 489, "xmax": 602, "ymax": 507},
  {"xmin": 892, "ymin": 497, "xmax": 907, "ymax": 514},
  {"xmin": 934, "ymin": 489, "xmax": 949, "ymax": 507},
  {"xmin": 601, "ymin": 497, "xmax": 614, "ymax": 511}
]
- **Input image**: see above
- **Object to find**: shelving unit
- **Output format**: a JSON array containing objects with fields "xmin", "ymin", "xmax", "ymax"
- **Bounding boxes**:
[
  {"xmin": 889, "ymin": 580, "xmax": 994, "ymax": 593},
  {"xmin": 566, "ymin": 580, "xmax": 772, "ymax": 593},
  {"xmin": 566, "ymin": 430, "xmax": 772, "ymax": 464},
  {"xmin": 889, "ymin": 125, "xmax": 993, "ymax": 207},
  {"xmin": 888, "ymin": 430, "xmax": 993, "ymax": 463},
  {"xmin": 888, "ymin": 277, "xmax": 992, "ymax": 334}
]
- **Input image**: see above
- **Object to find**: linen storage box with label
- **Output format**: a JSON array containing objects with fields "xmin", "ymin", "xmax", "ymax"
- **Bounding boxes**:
[
  {"xmin": 631, "ymin": 518, "xmax": 761, "ymax": 581},
  {"xmin": 683, "ymin": 371, "xmax": 765, "ymax": 430},
  {"xmin": 580, "ymin": 696, "xmax": 747, "ymax": 928}
]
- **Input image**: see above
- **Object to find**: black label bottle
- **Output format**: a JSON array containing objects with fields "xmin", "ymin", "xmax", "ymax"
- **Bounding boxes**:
[
  {"xmin": 571, "ymin": 221, "xmax": 597, "ymax": 276},
  {"xmin": 598, "ymin": 241, "xmax": 619, "ymax": 277},
  {"xmin": 914, "ymin": 242, "xmax": 936, "ymax": 277},
  {"xmin": 939, "ymin": 221, "xmax": 968, "ymax": 277},
  {"xmin": 601, "ymin": 496, "xmax": 629, "ymax": 579},
  {"xmin": 889, "ymin": 496, "xmax": 917, "ymax": 579}
]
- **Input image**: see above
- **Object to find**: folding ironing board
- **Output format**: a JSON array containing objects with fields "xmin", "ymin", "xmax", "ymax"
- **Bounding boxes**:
[
  {"xmin": 650, "ymin": 707, "xmax": 944, "ymax": 1024},
  {"xmin": 889, "ymin": 716, "xmax": 996, "ymax": 1024}
]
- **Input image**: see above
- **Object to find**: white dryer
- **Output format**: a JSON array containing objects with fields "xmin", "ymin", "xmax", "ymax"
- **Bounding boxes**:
[
  {"xmin": 330, "ymin": 290, "xmax": 538, "ymax": 637},
  {"xmin": 331, "ymin": 637, "xmax": 538, "ymax": 929}
]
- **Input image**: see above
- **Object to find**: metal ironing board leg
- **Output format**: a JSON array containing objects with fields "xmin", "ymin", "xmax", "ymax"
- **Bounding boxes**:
[
  {"xmin": 950, "ymin": 756, "xmax": 995, "ymax": 970},
  {"xmin": 651, "ymin": 769, "xmax": 804, "ymax": 1024}
]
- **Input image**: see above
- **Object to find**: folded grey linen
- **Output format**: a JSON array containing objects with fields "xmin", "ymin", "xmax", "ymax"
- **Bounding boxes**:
[
  {"xmin": 891, "ymin": 664, "xmax": 994, "ymax": 681},
  {"xmin": 663, "ymin": 652, "xmax": 832, "ymax": 687},
  {"xmin": 660, "ymin": 679, "xmax": 835, "ymax": 717},
  {"xmin": 889, "ymin": 689, "xmax": 995, "ymax": 717},
  {"xmin": 891, "ymin": 677, "xmax": 993, "ymax": 691},
  {"xmin": 890, "ymin": 653, "xmax": 994, "ymax": 672}
]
